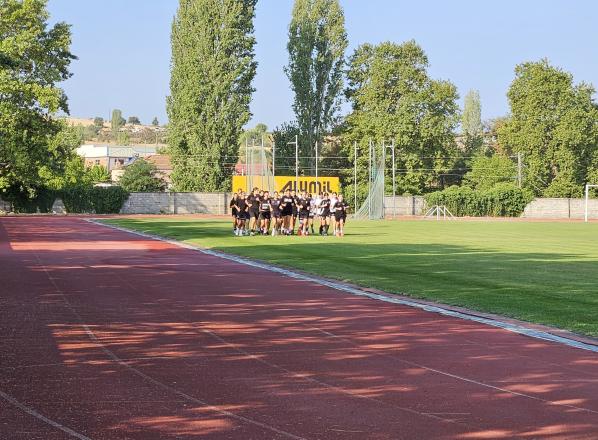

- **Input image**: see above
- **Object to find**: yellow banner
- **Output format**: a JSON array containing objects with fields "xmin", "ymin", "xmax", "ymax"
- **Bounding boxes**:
[{"xmin": 232, "ymin": 175, "xmax": 340, "ymax": 194}]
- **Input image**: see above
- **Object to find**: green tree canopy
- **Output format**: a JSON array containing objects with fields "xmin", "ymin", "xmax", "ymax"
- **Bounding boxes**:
[
  {"xmin": 498, "ymin": 59, "xmax": 598, "ymax": 197},
  {"xmin": 464, "ymin": 154, "xmax": 517, "ymax": 191},
  {"xmin": 462, "ymin": 89, "xmax": 483, "ymax": 155},
  {"xmin": 285, "ymin": 0, "xmax": 347, "ymax": 148},
  {"xmin": 152, "ymin": 117, "xmax": 159, "ymax": 126},
  {"xmin": 118, "ymin": 159, "xmax": 165, "ymax": 192},
  {"xmin": 167, "ymin": 0, "xmax": 257, "ymax": 191},
  {"xmin": 0, "ymin": 0, "xmax": 76, "ymax": 195},
  {"xmin": 127, "ymin": 116, "xmax": 141, "ymax": 125},
  {"xmin": 345, "ymin": 40, "xmax": 460, "ymax": 194},
  {"xmin": 111, "ymin": 109, "xmax": 125, "ymax": 138}
]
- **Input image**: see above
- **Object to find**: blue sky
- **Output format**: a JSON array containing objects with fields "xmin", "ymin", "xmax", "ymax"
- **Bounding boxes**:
[{"xmin": 48, "ymin": 0, "xmax": 598, "ymax": 129}]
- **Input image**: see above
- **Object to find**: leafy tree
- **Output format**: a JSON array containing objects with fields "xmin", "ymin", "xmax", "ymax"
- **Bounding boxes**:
[
  {"xmin": 0, "ymin": 0, "xmax": 76, "ymax": 196},
  {"xmin": 93, "ymin": 116, "xmax": 104, "ymax": 127},
  {"xmin": 118, "ymin": 159, "xmax": 165, "ymax": 192},
  {"xmin": 462, "ymin": 90, "xmax": 483, "ymax": 155},
  {"xmin": 86, "ymin": 164, "xmax": 111, "ymax": 184},
  {"xmin": 239, "ymin": 123, "xmax": 269, "ymax": 162},
  {"xmin": 345, "ymin": 40, "xmax": 460, "ymax": 195},
  {"xmin": 464, "ymin": 154, "xmax": 517, "ymax": 190},
  {"xmin": 152, "ymin": 117, "xmax": 159, "ymax": 126},
  {"xmin": 285, "ymin": 0, "xmax": 347, "ymax": 150},
  {"xmin": 128, "ymin": 116, "xmax": 141, "ymax": 125},
  {"xmin": 111, "ymin": 109, "xmax": 125, "ymax": 138},
  {"xmin": 167, "ymin": 0, "xmax": 257, "ymax": 191},
  {"xmin": 498, "ymin": 59, "xmax": 598, "ymax": 197}
]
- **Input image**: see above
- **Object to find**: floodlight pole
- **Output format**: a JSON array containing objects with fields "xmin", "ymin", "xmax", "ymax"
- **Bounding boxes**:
[
  {"xmin": 368, "ymin": 139, "xmax": 372, "ymax": 219},
  {"xmin": 391, "ymin": 140, "xmax": 396, "ymax": 219},
  {"xmin": 354, "ymin": 141, "xmax": 358, "ymax": 214},
  {"xmin": 245, "ymin": 138, "xmax": 249, "ymax": 190},
  {"xmin": 287, "ymin": 135, "xmax": 299, "ymax": 192},
  {"xmin": 272, "ymin": 141, "xmax": 276, "ymax": 177},
  {"xmin": 315, "ymin": 140, "xmax": 318, "ymax": 191},
  {"xmin": 382, "ymin": 140, "xmax": 386, "ymax": 219}
]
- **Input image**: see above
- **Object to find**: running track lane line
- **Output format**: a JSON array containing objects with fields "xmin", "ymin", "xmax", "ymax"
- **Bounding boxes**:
[
  {"xmin": 30, "ymin": 253, "xmax": 307, "ymax": 440},
  {"xmin": 90, "ymin": 219, "xmax": 598, "ymax": 354},
  {"xmin": 0, "ymin": 390, "xmax": 92, "ymax": 440},
  {"xmin": 91, "ymin": 219, "xmax": 598, "ymax": 416}
]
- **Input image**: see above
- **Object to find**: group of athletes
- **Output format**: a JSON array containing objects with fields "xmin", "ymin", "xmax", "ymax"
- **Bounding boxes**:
[{"xmin": 229, "ymin": 188, "xmax": 350, "ymax": 237}]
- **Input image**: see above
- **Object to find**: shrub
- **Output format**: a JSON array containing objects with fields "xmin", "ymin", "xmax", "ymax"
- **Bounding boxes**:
[
  {"xmin": 119, "ymin": 159, "xmax": 165, "ymax": 192},
  {"xmin": 1, "ymin": 186, "xmax": 57, "ymax": 213},
  {"xmin": 425, "ymin": 184, "xmax": 533, "ymax": 217},
  {"xmin": 61, "ymin": 185, "xmax": 129, "ymax": 214},
  {"xmin": 90, "ymin": 186, "xmax": 129, "ymax": 214}
]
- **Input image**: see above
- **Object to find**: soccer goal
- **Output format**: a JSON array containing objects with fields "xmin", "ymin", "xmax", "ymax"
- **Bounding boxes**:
[{"xmin": 585, "ymin": 184, "xmax": 598, "ymax": 222}]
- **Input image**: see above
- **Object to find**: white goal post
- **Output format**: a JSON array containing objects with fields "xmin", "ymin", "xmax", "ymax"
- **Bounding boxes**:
[{"xmin": 585, "ymin": 184, "xmax": 598, "ymax": 222}]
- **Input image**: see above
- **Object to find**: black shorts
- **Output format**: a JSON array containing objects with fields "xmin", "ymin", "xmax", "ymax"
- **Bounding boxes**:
[
  {"xmin": 292, "ymin": 208, "xmax": 297, "ymax": 217},
  {"xmin": 334, "ymin": 212, "xmax": 346, "ymax": 222},
  {"xmin": 231, "ymin": 209, "xmax": 238, "ymax": 217},
  {"xmin": 236, "ymin": 211, "xmax": 248, "ymax": 220},
  {"xmin": 249, "ymin": 209, "xmax": 259, "ymax": 220},
  {"xmin": 321, "ymin": 210, "xmax": 330, "ymax": 218},
  {"xmin": 299, "ymin": 211, "xmax": 309, "ymax": 219},
  {"xmin": 272, "ymin": 211, "xmax": 281, "ymax": 218},
  {"xmin": 259, "ymin": 211, "xmax": 271, "ymax": 220},
  {"xmin": 281, "ymin": 210, "xmax": 292, "ymax": 217}
]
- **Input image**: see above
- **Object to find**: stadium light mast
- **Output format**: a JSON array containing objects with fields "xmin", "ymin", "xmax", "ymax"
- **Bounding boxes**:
[
  {"xmin": 287, "ymin": 135, "xmax": 299, "ymax": 191},
  {"xmin": 354, "ymin": 141, "xmax": 358, "ymax": 215},
  {"xmin": 315, "ymin": 141, "xmax": 318, "ymax": 191}
]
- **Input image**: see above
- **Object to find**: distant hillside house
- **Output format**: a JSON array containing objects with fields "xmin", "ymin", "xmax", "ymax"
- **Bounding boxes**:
[
  {"xmin": 76, "ymin": 144, "xmax": 159, "ymax": 171},
  {"xmin": 111, "ymin": 154, "xmax": 173, "ymax": 187}
]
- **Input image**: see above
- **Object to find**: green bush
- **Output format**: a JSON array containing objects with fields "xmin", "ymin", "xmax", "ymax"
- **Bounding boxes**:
[
  {"xmin": 1, "ymin": 186, "xmax": 57, "ymax": 213},
  {"xmin": 90, "ymin": 186, "xmax": 129, "ymax": 214},
  {"xmin": 61, "ymin": 185, "xmax": 92, "ymax": 213},
  {"xmin": 425, "ymin": 184, "xmax": 533, "ymax": 217},
  {"xmin": 61, "ymin": 185, "xmax": 129, "ymax": 214}
]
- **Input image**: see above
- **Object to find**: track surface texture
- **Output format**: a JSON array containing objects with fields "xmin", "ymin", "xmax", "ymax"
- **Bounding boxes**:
[{"xmin": 1, "ymin": 217, "xmax": 598, "ymax": 440}]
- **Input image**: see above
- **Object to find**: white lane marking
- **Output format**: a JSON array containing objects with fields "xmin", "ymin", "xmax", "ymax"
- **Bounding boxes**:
[
  {"xmin": 199, "ymin": 326, "xmax": 464, "ymax": 426},
  {"xmin": 305, "ymin": 326, "xmax": 598, "ymax": 416},
  {"xmin": 91, "ymin": 219, "xmax": 598, "ymax": 354},
  {"xmin": 32, "ymin": 253, "xmax": 307, "ymax": 440},
  {"xmin": 0, "ymin": 390, "xmax": 92, "ymax": 440}
]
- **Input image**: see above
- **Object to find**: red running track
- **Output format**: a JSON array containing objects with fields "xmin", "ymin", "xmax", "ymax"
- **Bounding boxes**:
[{"xmin": 1, "ymin": 217, "xmax": 598, "ymax": 440}]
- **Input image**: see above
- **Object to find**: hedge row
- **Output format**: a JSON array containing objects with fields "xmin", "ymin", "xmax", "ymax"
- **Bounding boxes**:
[
  {"xmin": 3, "ymin": 186, "xmax": 129, "ymax": 214},
  {"xmin": 424, "ymin": 183, "xmax": 533, "ymax": 217}
]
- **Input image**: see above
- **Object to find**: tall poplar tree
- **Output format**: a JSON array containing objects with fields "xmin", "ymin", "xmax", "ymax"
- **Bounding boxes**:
[
  {"xmin": 462, "ymin": 89, "xmax": 483, "ymax": 154},
  {"xmin": 285, "ymin": 0, "xmax": 347, "ymax": 150},
  {"xmin": 167, "ymin": 0, "xmax": 257, "ymax": 191}
]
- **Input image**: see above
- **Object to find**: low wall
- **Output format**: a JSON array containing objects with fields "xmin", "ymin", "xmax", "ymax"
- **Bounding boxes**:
[
  {"xmin": 0, "ymin": 199, "xmax": 10, "ymax": 212},
  {"xmin": 522, "ymin": 198, "xmax": 598, "ymax": 219},
  {"xmin": 383, "ymin": 196, "xmax": 426, "ymax": 216},
  {"xmin": 120, "ymin": 192, "xmax": 230, "ymax": 215},
  {"xmin": 116, "ymin": 192, "xmax": 598, "ymax": 220}
]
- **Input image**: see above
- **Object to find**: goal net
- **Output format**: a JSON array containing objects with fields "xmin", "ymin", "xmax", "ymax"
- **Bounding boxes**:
[{"xmin": 354, "ymin": 147, "xmax": 385, "ymax": 220}]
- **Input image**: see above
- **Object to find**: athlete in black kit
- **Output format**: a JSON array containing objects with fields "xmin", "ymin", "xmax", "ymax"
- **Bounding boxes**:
[
  {"xmin": 269, "ymin": 191, "xmax": 282, "ymax": 236},
  {"xmin": 234, "ymin": 191, "xmax": 249, "ymax": 236},
  {"xmin": 318, "ymin": 193, "xmax": 331, "ymax": 236},
  {"xmin": 333, "ymin": 194, "xmax": 349, "ymax": 237},
  {"xmin": 297, "ymin": 191, "xmax": 311, "ymax": 236},
  {"xmin": 258, "ymin": 191, "xmax": 272, "ymax": 234},
  {"xmin": 246, "ymin": 188, "xmax": 260, "ymax": 235},
  {"xmin": 280, "ymin": 189, "xmax": 295, "ymax": 235}
]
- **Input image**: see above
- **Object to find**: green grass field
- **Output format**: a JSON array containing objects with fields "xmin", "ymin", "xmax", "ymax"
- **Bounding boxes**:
[{"xmin": 103, "ymin": 217, "xmax": 598, "ymax": 337}]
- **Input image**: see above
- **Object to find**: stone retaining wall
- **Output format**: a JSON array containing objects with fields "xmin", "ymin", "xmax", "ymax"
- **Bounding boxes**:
[
  {"xmin": 120, "ymin": 192, "xmax": 230, "ymax": 215},
  {"xmin": 116, "ymin": 192, "xmax": 598, "ymax": 220}
]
